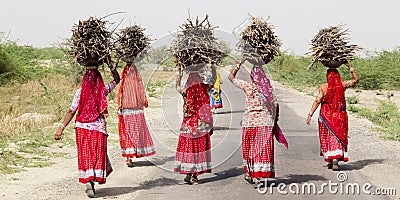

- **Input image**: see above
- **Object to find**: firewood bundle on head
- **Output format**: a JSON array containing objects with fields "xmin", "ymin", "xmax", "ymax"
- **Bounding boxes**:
[
  {"xmin": 238, "ymin": 16, "xmax": 281, "ymax": 64},
  {"xmin": 68, "ymin": 17, "xmax": 112, "ymax": 67},
  {"xmin": 307, "ymin": 25, "xmax": 362, "ymax": 68},
  {"xmin": 114, "ymin": 25, "xmax": 150, "ymax": 63},
  {"xmin": 170, "ymin": 15, "xmax": 227, "ymax": 70}
]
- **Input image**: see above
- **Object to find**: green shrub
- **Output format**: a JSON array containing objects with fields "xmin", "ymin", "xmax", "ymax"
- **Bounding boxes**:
[
  {"xmin": 347, "ymin": 96, "xmax": 359, "ymax": 104},
  {"xmin": 0, "ymin": 44, "xmax": 14, "ymax": 81}
]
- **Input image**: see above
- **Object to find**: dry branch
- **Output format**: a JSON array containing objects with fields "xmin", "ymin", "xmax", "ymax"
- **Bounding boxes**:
[
  {"xmin": 114, "ymin": 25, "xmax": 150, "ymax": 62},
  {"xmin": 307, "ymin": 25, "xmax": 362, "ymax": 69},
  {"xmin": 238, "ymin": 16, "xmax": 281, "ymax": 64},
  {"xmin": 67, "ymin": 17, "xmax": 113, "ymax": 66},
  {"xmin": 169, "ymin": 15, "xmax": 227, "ymax": 70}
]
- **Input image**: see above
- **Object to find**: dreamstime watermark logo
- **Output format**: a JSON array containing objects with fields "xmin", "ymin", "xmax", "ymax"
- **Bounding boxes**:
[{"xmin": 257, "ymin": 172, "xmax": 397, "ymax": 196}]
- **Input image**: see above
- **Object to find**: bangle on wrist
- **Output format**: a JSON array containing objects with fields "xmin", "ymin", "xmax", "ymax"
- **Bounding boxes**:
[
  {"xmin": 308, "ymin": 113, "xmax": 313, "ymax": 117},
  {"xmin": 59, "ymin": 124, "xmax": 65, "ymax": 129}
]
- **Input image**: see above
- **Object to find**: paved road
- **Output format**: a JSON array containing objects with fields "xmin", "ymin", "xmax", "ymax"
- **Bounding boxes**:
[{"xmin": 107, "ymin": 67, "xmax": 386, "ymax": 200}]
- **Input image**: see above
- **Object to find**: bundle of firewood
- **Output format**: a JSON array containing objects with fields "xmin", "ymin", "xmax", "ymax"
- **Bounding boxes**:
[
  {"xmin": 67, "ymin": 17, "xmax": 113, "ymax": 66},
  {"xmin": 307, "ymin": 25, "xmax": 362, "ymax": 68},
  {"xmin": 238, "ymin": 16, "xmax": 281, "ymax": 64},
  {"xmin": 114, "ymin": 25, "xmax": 150, "ymax": 62},
  {"xmin": 170, "ymin": 15, "xmax": 227, "ymax": 70}
]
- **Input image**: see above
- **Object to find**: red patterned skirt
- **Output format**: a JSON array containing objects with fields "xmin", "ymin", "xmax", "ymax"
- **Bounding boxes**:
[
  {"xmin": 118, "ymin": 111, "xmax": 156, "ymax": 158},
  {"xmin": 75, "ymin": 128, "xmax": 113, "ymax": 184},
  {"xmin": 174, "ymin": 132, "xmax": 212, "ymax": 176},
  {"xmin": 318, "ymin": 120, "xmax": 348, "ymax": 162},
  {"xmin": 242, "ymin": 126, "xmax": 275, "ymax": 178}
]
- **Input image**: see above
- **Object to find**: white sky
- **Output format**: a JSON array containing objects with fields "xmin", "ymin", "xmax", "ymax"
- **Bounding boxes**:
[{"xmin": 1, "ymin": 0, "xmax": 399, "ymax": 55}]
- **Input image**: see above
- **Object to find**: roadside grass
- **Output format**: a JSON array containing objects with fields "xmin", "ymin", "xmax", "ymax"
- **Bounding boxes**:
[
  {"xmin": 146, "ymin": 81, "xmax": 169, "ymax": 99},
  {"xmin": 347, "ymin": 95, "xmax": 359, "ymax": 105},
  {"xmin": 0, "ymin": 62, "xmax": 164, "ymax": 173},
  {"xmin": 348, "ymin": 101, "xmax": 400, "ymax": 141},
  {"xmin": 0, "ymin": 73, "xmax": 78, "ymax": 173}
]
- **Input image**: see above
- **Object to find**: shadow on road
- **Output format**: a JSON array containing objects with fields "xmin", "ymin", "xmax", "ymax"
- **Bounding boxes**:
[
  {"xmin": 214, "ymin": 126, "xmax": 240, "ymax": 131},
  {"xmin": 133, "ymin": 156, "xmax": 176, "ymax": 167},
  {"xmin": 200, "ymin": 167, "xmax": 244, "ymax": 184},
  {"xmin": 340, "ymin": 158, "xmax": 385, "ymax": 171},
  {"xmin": 214, "ymin": 110, "xmax": 245, "ymax": 115},
  {"xmin": 95, "ymin": 176, "xmax": 180, "ymax": 198},
  {"xmin": 275, "ymin": 174, "xmax": 328, "ymax": 185}
]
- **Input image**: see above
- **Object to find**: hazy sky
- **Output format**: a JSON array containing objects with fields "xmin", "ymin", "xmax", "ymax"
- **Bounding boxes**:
[{"xmin": 1, "ymin": 0, "xmax": 399, "ymax": 55}]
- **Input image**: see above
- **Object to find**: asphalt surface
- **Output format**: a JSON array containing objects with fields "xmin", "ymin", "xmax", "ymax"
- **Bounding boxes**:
[{"xmin": 121, "ymin": 68, "xmax": 387, "ymax": 200}]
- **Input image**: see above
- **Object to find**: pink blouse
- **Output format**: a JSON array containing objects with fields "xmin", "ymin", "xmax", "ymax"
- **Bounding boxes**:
[
  {"xmin": 70, "ymin": 81, "xmax": 117, "ymax": 134},
  {"xmin": 232, "ymin": 78, "xmax": 274, "ymax": 127}
]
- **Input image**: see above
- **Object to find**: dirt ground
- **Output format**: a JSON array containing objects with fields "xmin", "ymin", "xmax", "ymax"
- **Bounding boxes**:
[{"xmin": 345, "ymin": 89, "xmax": 400, "ymax": 109}]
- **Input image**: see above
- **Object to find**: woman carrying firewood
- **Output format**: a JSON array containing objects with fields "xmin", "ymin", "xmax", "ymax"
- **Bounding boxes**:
[
  {"xmin": 170, "ymin": 15, "xmax": 223, "ymax": 184},
  {"xmin": 306, "ymin": 60, "xmax": 359, "ymax": 171},
  {"xmin": 117, "ymin": 59, "xmax": 156, "ymax": 167},
  {"xmin": 115, "ymin": 25, "xmax": 156, "ymax": 167},
  {"xmin": 54, "ymin": 17, "xmax": 119, "ymax": 198},
  {"xmin": 231, "ymin": 16, "xmax": 287, "ymax": 186},
  {"xmin": 306, "ymin": 25, "xmax": 361, "ymax": 171},
  {"xmin": 54, "ymin": 57, "xmax": 120, "ymax": 198},
  {"xmin": 229, "ymin": 58, "xmax": 288, "ymax": 185}
]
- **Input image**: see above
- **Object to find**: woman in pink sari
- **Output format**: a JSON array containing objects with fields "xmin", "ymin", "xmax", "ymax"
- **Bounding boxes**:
[
  {"xmin": 54, "ymin": 60, "xmax": 120, "ymax": 198},
  {"xmin": 117, "ymin": 61, "xmax": 156, "ymax": 167},
  {"xmin": 229, "ymin": 59, "xmax": 288, "ymax": 185},
  {"xmin": 174, "ymin": 67, "xmax": 213, "ymax": 184},
  {"xmin": 306, "ymin": 60, "xmax": 359, "ymax": 171}
]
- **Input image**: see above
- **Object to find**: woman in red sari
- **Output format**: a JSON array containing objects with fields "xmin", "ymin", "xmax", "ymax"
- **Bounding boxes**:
[
  {"xmin": 306, "ymin": 60, "xmax": 359, "ymax": 171},
  {"xmin": 54, "ymin": 60, "xmax": 119, "ymax": 198},
  {"xmin": 117, "ymin": 61, "xmax": 156, "ymax": 167},
  {"xmin": 174, "ymin": 67, "xmax": 213, "ymax": 184}
]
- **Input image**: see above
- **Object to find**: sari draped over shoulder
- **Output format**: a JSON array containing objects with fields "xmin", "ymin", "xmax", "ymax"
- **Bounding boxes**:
[
  {"xmin": 250, "ymin": 67, "xmax": 288, "ymax": 148},
  {"xmin": 72, "ymin": 69, "xmax": 114, "ymax": 184},
  {"xmin": 181, "ymin": 73, "xmax": 213, "ymax": 134},
  {"xmin": 174, "ymin": 72, "xmax": 212, "ymax": 176},
  {"xmin": 117, "ymin": 64, "xmax": 156, "ymax": 158},
  {"xmin": 76, "ymin": 69, "xmax": 108, "ymax": 123},
  {"xmin": 118, "ymin": 65, "xmax": 148, "ymax": 109},
  {"xmin": 319, "ymin": 69, "xmax": 348, "ymax": 151}
]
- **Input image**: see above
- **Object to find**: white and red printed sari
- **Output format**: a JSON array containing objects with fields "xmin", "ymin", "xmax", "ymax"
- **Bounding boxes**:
[{"xmin": 232, "ymin": 67, "xmax": 288, "ymax": 179}]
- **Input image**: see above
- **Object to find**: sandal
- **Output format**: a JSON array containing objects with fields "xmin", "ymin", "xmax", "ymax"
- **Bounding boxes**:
[
  {"xmin": 332, "ymin": 159, "xmax": 339, "ymax": 171},
  {"xmin": 184, "ymin": 174, "xmax": 192, "ymax": 183},
  {"xmin": 327, "ymin": 161, "xmax": 333, "ymax": 169},
  {"xmin": 244, "ymin": 174, "xmax": 254, "ymax": 184},
  {"xmin": 252, "ymin": 178, "xmax": 262, "ymax": 188},
  {"xmin": 126, "ymin": 158, "xmax": 134, "ymax": 168},
  {"xmin": 191, "ymin": 176, "xmax": 199, "ymax": 185},
  {"xmin": 85, "ymin": 180, "xmax": 95, "ymax": 198}
]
